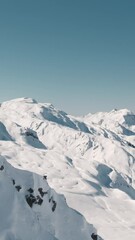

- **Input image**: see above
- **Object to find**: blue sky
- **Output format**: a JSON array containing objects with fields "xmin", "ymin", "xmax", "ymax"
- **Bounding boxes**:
[{"xmin": 0, "ymin": 0, "xmax": 135, "ymax": 115}]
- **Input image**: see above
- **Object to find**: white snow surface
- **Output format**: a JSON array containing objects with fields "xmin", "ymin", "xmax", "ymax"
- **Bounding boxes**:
[{"xmin": 0, "ymin": 97, "xmax": 135, "ymax": 240}]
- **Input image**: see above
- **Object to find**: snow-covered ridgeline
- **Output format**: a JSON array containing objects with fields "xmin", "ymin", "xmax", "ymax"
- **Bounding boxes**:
[{"xmin": 0, "ymin": 97, "xmax": 135, "ymax": 240}]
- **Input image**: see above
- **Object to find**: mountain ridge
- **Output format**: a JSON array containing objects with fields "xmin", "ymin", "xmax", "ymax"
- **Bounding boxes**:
[{"xmin": 0, "ymin": 98, "xmax": 135, "ymax": 240}]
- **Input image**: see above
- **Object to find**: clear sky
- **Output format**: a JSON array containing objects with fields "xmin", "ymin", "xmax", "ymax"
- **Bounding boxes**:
[{"xmin": 0, "ymin": 0, "xmax": 135, "ymax": 115}]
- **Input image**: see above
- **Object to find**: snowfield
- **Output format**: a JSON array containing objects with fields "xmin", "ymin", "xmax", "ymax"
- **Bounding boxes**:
[{"xmin": 0, "ymin": 97, "xmax": 135, "ymax": 240}]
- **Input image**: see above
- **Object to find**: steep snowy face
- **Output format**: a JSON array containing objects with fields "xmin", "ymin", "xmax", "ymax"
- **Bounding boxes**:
[
  {"xmin": 0, "ymin": 157, "xmax": 95, "ymax": 240},
  {"xmin": 0, "ymin": 98, "xmax": 135, "ymax": 240}
]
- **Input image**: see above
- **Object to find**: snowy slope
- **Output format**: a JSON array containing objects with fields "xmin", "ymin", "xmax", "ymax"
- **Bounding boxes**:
[
  {"xmin": 0, "ymin": 156, "xmax": 95, "ymax": 240},
  {"xmin": 0, "ymin": 97, "xmax": 135, "ymax": 240}
]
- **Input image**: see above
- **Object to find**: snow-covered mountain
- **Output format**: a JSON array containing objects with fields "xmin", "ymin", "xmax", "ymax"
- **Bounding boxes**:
[{"xmin": 0, "ymin": 97, "xmax": 135, "ymax": 240}]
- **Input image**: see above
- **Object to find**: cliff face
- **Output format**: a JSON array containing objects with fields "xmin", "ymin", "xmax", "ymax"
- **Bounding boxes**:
[{"xmin": 0, "ymin": 156, "xmax": 95, "ymax": 240}]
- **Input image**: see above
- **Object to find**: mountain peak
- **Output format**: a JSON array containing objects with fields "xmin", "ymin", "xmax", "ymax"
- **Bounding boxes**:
[{"xmin": 0, "ymin": 98, "xmax": 135, "ymax": 240}]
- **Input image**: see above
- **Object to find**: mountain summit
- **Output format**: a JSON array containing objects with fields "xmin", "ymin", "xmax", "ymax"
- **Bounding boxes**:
[{"xmin": 0, "ymin": 98, "xmax": 135, "ymax": 240}]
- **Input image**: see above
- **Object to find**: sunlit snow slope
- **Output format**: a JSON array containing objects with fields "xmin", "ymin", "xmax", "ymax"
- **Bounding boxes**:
[{"xmin": 0, "ymin": 98, "xmax": 135, "ymax": 240}]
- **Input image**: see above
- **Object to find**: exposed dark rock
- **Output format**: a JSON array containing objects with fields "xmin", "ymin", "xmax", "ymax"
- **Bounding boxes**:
[
  {"xmin": 25, "ymin": 131, "xmax": 38, "ymax": 139},
  {"xmin": 49, "ymin": 196, "xmax": 57, "ymax": 212},
  {"xmin": 127, "ymin": 141, "xmax": 135, "ymax": 148},
  {"xmin": 52, "ymin": 200, "xmax": 57, "ymax": 212},
  {"xmin": 27, "ymin": 188, "xmax": 34, "ymax": 193},
  {"xmin": 38, "ymin": 187, "xmax": 47, "ymax": 197},
  {"xmin": 49, "ymin": 196, "xmax": 53, "ymax": 203},
  {"xmin": 43, "ymin": 175, "xmax": 47, "ymax": 180},
  {"xmin": 0, "ymin": 165, "xmax": 4, "ymax": 171},
  {"xmin": 91, "ymin": 233, "xmax": 98, "ymax": 240},
  {"xmin": 12, "ymin": 179, "xmax": 15, "ymax": 185},
  {"xmin": 25, "ymin": 194, "xmax": 36, "ymax": 208},
  {"xmin": 25, "ymin": 193, "xmax": 43, "ymax": 207},
  {"xmin": 15, "ymin": 185, "xmax": 22, "ymax": 192},
  {"xmin": 36, "ymin": 195, "xmax": 43, "ymax": 205}
]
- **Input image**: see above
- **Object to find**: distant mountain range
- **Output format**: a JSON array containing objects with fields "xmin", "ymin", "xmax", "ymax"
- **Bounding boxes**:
[{"xmin": 0, "ymin": 97, "xmax": 135, "ymax": 240}]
